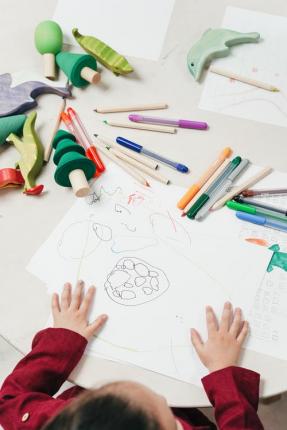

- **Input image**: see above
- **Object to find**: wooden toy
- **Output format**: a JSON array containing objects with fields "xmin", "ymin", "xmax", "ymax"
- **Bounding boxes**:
[
  {"xmin": 7, "ymin": 112, "xmax": 44, "ymax": 195},
  {"xmin": 0, "ymin": 168, "xmax": 24, "ymax": 189},
  {"xmin": 187, "ymin": 29, "xmax": 260, "ymax": 81},
  {"xmin": 0, "ymin": 73, "xmax": 71, "ymax": 117},
  {"xmin": 72, "ymin": 28, "xmax": 133, "ymax": 76},
  {"xmin": 56, "ymin": 52, "xmax": 101, "ymax": 87},
  {"xmin": 34, "ymin": 20, "xmax": 63, "ymax": 80},
  {"xmin": 0, "ymin": 114, "xmax": 26, "ymax": 145},
  {"xmin": 53, "ymin": 129, "xmax": 96, "ymax": 197}
]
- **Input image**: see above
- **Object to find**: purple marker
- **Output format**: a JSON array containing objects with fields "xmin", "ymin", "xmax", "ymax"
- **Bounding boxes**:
[{"xmin": 128, "ymin": 114, "xmax": 208, "ymax": 130}]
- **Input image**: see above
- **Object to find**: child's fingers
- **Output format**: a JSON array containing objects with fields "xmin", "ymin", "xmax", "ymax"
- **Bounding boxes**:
[
  {"xmin": 237, "ymin": 321, "xmax": 249, "ymax": 345},
  {"xmin": 80, "ymin": 286, "xmax": 96, "ymax": 314},
  {"xmin": 229, "ymin": 308, "xmax": 242, "ymax": 337},
  {"xmin": 61, "ymin": 283, "xmax": 72, "ymax": 310},
  {"xmin": 206, "ymin": 306, "xmax": 218, "ymax": 336},
  {"xmin": 219, "ymin": 302, "xmax": 232, "ymax": 333},
  {"xmin": 70, "ymin": 280, "xmax": 84, "ymax": 310},
  {"xmin": 190, "ymin": 328, "xmax": 204, "ymax": 354},
  {"xmin": 86, "ymin": 314, "xmax": 108, "ymax": 338},
  {"xmin": 51, "ymin": 293, "xmax": 60, "ymax": 316}
]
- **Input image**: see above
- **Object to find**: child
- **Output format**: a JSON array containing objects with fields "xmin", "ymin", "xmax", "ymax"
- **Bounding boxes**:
[{"xmin": 0, "ymin": 281, "xmax": 264, "ymax": 430}]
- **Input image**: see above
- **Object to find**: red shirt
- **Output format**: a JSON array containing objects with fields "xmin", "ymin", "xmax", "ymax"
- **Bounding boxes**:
[{"xmin": 0, "ymin": 328, "xmax": 264, "ymax": 430}]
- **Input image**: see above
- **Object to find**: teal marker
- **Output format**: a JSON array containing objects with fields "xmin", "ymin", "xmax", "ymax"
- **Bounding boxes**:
[
  {"xmin": 187, "ymin": 156, "xmax": 242, "ymax": 219},
  {"xmin": 226, "ymin": 200, "xmax": 287, "ymax": 223}
]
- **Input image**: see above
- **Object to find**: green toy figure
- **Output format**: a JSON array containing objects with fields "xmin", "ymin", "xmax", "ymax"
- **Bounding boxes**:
[
  {"xmin": 7, "ymin": 112, "xmax": 44, "ymax": 195},
  {"xmin": 56, "ymin": 52, "xmax": 101, "ymax": 87},
  {"xmin": 72, "ymin": 28, "xmax": 133, "ymax": 76},
  {"xmin": 53, "ymin": 129, "xmax": 95, "ymax": 197},
  {"xmin": 187, "ymin": 28, "xmax": 260, "ymax": 81},
  {"xmin": 35, "ymin": 20, "xmax": 63, "ymax": 80},
  {"xmin": 0, "ymin": 114, "xmax": 26, "ymax": 145}
]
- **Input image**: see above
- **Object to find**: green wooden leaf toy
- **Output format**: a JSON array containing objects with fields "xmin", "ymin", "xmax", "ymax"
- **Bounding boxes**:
[
  {"xmin": 72, "ymin": 28, "xmax": 133, "ymax": 76},
  {"xmin": 0, "ymin": 114, "xmax": 26, "ymax": 145},
  {"xmin": 7, "ymin": 112, "xmax": 44, "ymax": 195},
  {"xmin": 187, "ymin": 28, "xmax": 260, "ymax": 81}
]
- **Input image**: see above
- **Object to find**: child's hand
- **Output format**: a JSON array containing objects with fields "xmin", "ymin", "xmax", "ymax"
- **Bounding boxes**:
[
  {"xmin": 191, "ymin": 302, "xmax": 248, "ymax": 373},
  {"xmin": 52, "ymin": 281, "xmax": 108, "ymax": 341}
]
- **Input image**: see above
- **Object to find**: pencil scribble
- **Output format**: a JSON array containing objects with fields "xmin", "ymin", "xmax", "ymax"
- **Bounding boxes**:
[{"xmin": 104, "ymin": 257, "xmax": 170, "ymax": 306}]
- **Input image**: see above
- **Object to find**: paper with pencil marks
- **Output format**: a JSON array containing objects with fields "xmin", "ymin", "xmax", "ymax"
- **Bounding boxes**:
[{"xmin": 27, "ymin": 164, "xmax": 273, "ymax": 385}]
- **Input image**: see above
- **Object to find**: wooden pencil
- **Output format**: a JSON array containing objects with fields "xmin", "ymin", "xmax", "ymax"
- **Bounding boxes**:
[
  {"xmin": 211, "ymin": 166, "xmax": 273, "ymax": 210},
  {"xmin": 209, "ymin": 66, "xmax": 280, "ymax": 92},
  {"xmin": 103, "ymin": 120, "xmax": 176, "ymax": 134},
  {"xmin": 94, "ymin": 141, "xmax": 150, "ymax": 187},
  {"xmin": 95, "ymin": 134, "xmax": 158, "ymax": 169},
  {"xmin": 44, "ymin": 97, "xmax": 66, "ymax": 162},
  {"xmin": 94, "ymin": 103, "xmax": 168, "ymax": 113},
  {"xmin": 109, "ymin": 147, "xmax": 170, "ymax": 185}
]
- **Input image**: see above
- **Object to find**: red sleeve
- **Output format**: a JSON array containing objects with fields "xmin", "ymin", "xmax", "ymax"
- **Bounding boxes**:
[
  {"xmin": 202, "ymin": 366, "xmax": 264, "ymax": 430},
  {"xmin": 0, "ymin": 328, "xmax": 87, "ymax": 430}
]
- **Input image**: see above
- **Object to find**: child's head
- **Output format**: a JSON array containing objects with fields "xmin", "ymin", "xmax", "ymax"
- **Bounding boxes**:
[{"xmin": 43, "ymin": 381, "xmax": 178, "ymax": 430}]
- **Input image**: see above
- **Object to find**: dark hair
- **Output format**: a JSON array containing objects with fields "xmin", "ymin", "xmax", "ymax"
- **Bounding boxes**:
[{"xmin": 42, "ymin": 390, "xmax": 161, "ymax": 430}]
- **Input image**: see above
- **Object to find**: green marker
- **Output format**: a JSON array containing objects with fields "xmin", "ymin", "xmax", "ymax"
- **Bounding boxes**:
[
  {"xmin": 226, "ymin": 200, "xmax": 287, "ymax": 223},
  {"xmin": 187, "ymin": 156, "xmax": 241, "ymax": 219}
]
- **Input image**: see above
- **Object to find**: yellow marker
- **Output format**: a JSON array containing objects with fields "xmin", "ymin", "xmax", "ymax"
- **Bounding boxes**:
[{"xmin": 177, "ymin": 147, "xmax": 232, "ymax": 210}]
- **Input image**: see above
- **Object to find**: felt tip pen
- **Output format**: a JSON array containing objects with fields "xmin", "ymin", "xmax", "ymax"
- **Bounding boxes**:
[
  {"xmin": 187, "ymin": 156, "xmax": 242, "ymax": 219},
  {"xmin": 195, "ymin": 159, "xmax": 249, "ymax": 220},
  {"xmin": 128, "ymin": 114, "xmax": 208, "ymax": 130},
  {"xmin": 67, "ymin": 107, "xmax": 105, "ymax": 175},
  {"xmin": 234, "ymin": 196, "xmax": 287, "ymax": 216},
  {"xmin": 227, "ymin": 200, "xmax": 287, "ymax": 222},
  {"xmin": 236, "ymin": 211, "xmax": 287, "ymax": 233},
  {"xmin": 115, "ymin": 136, "xmax": 189, "ymax": 173}
]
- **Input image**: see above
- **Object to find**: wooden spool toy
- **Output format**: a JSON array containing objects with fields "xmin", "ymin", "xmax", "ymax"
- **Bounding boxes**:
[
  {"xmin": 35, "ymin": 20, "xmax": 63, "ymax": 80},
  {"xmin": 56, "ymin": 52, "xmax": 101, "ymax": 87},
  {"xmin": 53, "ymin": 130, "xmax": 96, "ymax": 197},
  {"xmin": 0, "ymin": 114, "xmax": 26, "ymax": 145}
]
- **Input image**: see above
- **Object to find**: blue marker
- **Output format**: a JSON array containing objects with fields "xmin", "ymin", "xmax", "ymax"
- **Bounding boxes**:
[
  {"xmin": 236, "ymin": 211, "xmax": 287, "ymax": 233},
  {"xmin": 116, "ymin": 137, "xmax": 189, "ymax": 173}
]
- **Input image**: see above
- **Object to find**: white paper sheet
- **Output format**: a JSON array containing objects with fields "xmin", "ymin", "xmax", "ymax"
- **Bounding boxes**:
[
  {"xmin": 53, "ymin": 0, "xmax": 175, "ymax": 61},
  {"xmin": 199, "ymin": 7, "xmax": 287, "ymax": 128},
  {"xmin": 27, "ymin": 164, "xmax": 274, "ymax": 385}
]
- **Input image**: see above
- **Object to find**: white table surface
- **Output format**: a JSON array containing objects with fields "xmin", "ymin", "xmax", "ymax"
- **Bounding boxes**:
[{"xmin": 1, "ymin": 0, "xmax": 287, "ymax": 407}]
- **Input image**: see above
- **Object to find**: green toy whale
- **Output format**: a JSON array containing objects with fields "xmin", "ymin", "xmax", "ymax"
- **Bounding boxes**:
[{"xmin": 187, "ymin": 28, "xmax": 260, "ymax": 81}]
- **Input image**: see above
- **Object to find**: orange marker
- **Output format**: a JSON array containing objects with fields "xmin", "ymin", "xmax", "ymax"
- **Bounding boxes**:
[{"xmin": 177, "ymin": 147, "xmax": 232, "ymax": 210}]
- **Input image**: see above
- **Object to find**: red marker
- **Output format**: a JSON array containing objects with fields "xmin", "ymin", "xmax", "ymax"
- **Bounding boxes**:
[{"xmin": 65, "ymin": 107, "xmax": 105, "ymax": 176}]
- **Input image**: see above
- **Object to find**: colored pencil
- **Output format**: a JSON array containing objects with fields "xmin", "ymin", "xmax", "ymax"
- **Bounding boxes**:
[
  {"xmin": 94, "ymin": 134, "xmax": 158, "ymax": 170},
  {"xmin": 177, "ymin": 147, "xmax": 232, "ymax": 209},
  {"xmin": 103, "ymin": 120, "xmax": 176, "ymax": 134},
  {"xmin": 107, "ymin": 146, "xmax": 170, "ymax": 185},
  {"xmin": 94, "ymin": 103, "xmax": 168, "ymax": 113},
  {"xmin": 242, "ymin": 188, "xmax": 287, "ymax": 197},
  {"xmin": 209, "ymin": 66, "xmax": 280, "ymax": 92},
  {"xmin": 94, "ymin": 141, "xmax": 150, "ymax": 187},
  {"xmin": 44, "ymin": 97, "xmax": 66, "ymax": 162},
  {"xmin": 211, "ymin": 167, "xmax": 273, "ymax": 210}
]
